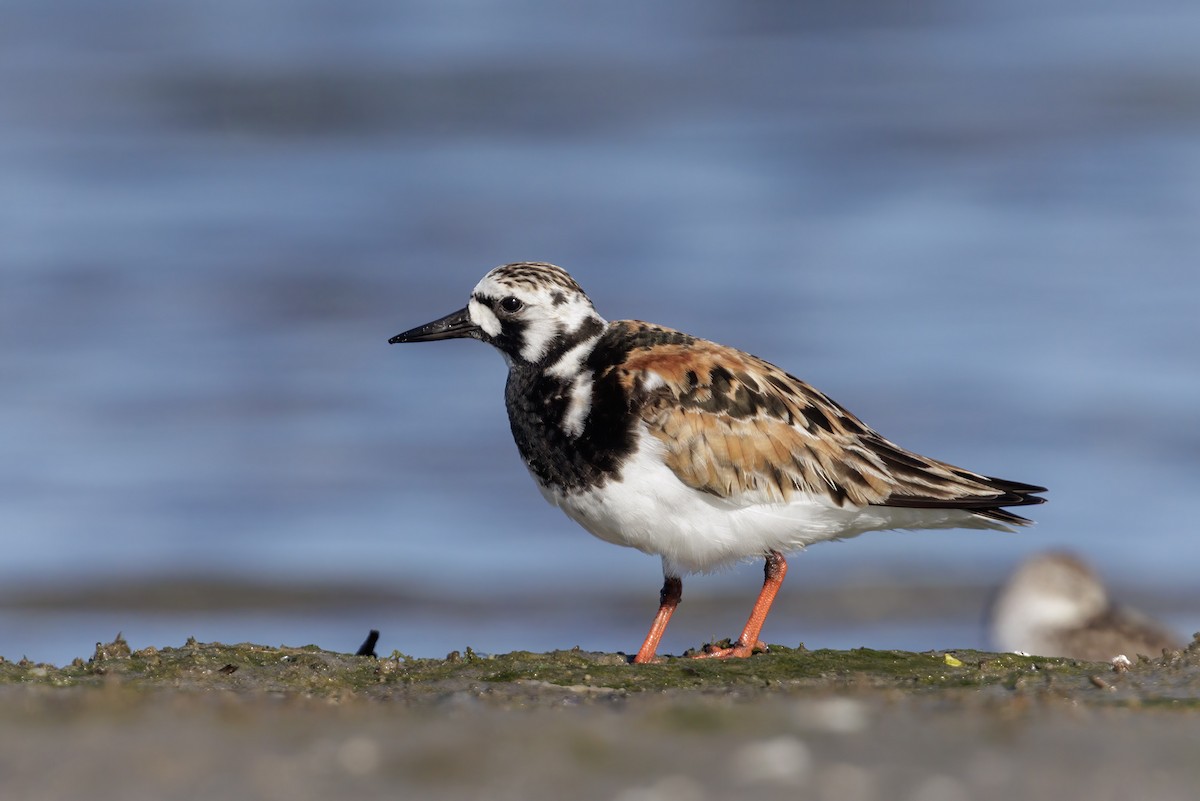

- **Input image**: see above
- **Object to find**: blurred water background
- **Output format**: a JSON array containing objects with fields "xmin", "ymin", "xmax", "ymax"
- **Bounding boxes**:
[{"xmin": 3, "ymin": 0, "xmax": 1198, "ymax": 665}]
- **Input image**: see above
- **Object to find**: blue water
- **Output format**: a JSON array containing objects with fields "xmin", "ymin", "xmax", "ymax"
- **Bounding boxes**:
[{"xmin": 3, "ymin": 0, "xmax": 1199, "ymax": 664}]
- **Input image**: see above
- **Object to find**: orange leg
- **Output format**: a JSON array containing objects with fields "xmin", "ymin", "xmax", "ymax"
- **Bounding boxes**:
[
  {"xmin": 693, "ymin": 550, "xmax": 788, "ymax": 659},
  {"xmin": 632, "ymin": 576, "xmax": 682, "ymax": 664}
]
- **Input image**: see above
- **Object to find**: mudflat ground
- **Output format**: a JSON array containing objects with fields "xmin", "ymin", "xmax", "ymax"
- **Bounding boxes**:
[{"xmin": 2, "ymin": 636, "xmax": 1199, "ymax": 801}]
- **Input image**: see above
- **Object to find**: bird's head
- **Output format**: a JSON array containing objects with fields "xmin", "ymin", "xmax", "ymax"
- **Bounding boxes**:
[{"xmin": 390, "ymin": 262, "xmax": 606, "ymax": 367}]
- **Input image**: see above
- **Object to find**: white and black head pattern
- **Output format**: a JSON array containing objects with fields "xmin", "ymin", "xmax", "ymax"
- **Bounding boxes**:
[
  {"xmin": 389, "ymin": 262, "xmax": 614, "ymax": 466},
  {"xmin": 467, "ymin": 263, "xmax": 607, "ymax": 366}
]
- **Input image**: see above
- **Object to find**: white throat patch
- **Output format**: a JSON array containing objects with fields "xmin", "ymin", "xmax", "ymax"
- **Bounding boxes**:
[{"xmin": 519, "ymin": 315, "xmax": 564, "ymax": 363}]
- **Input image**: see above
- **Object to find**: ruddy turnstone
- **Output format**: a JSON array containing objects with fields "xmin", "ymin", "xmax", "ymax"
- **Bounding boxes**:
[
  {"xmin": 990, "ymin": 552, "xmax": 1178, "ymax": 661},
  {"xmin": 391, "ymin": 262, "xmax": 1046, "ymax": 663}
]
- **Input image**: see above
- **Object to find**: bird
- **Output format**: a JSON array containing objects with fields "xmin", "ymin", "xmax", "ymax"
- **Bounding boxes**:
[
  {"xmin": 990, "ymin": 552, "xmax": 1178, "ymax": 662},
  {"xmin": 390, "ymin": 262, "xmax": 1046, "ymax": 663}
]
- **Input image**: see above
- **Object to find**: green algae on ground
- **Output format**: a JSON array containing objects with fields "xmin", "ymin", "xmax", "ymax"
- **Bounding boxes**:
[
  {"xmin": 6, "ymin": 633, "xmax": 1180, "ymax": 705},
  {"xmin": 462, "ymin": 645, "xmax": 1081, "ymax": 694},
  {"xmin": 0, "ymin": 636, "xmax": 386, "ymax": 696}
]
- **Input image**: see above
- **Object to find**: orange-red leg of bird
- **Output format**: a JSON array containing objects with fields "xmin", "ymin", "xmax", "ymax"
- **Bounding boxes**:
[
  {"xmin": 632, "ymin": 576, "xmax": 682, "ymax": 664},
  {"xmin": 694, "ymin": 550, "xmax": 788, "ymax": 659}
]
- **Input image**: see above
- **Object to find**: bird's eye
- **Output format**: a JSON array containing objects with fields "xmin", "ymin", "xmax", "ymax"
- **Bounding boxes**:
[{"xmin": 499, "ymin": 296, "xmax": 524, "ymax": 314}]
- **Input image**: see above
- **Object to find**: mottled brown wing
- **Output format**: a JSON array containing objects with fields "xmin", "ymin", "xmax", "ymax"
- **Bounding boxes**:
[{"xmin": 604, "ymin": 322, "xmax": 1045, "ymax": 521}]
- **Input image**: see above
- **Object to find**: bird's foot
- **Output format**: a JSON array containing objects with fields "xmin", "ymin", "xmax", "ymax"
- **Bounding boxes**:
[{"xmin": 689, "ymin": 639, "xmax": 767, "ymax": 660}]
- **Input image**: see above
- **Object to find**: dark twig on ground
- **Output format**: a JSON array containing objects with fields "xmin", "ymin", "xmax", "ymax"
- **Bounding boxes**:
[{"xmin": 355, "ymin": 629, "xmax": 380, "ymax": 658}]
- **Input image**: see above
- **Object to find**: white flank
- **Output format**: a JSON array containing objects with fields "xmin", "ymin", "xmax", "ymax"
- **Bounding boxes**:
[{"xmin": 538, "ymin": 425, "xmax": 1003, "ymax": 576}]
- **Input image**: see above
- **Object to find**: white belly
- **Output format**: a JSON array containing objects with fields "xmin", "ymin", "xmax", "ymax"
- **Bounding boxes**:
[{"xmin": 534, "ymin": 431, "xmax": 1001, "ymax": 576}]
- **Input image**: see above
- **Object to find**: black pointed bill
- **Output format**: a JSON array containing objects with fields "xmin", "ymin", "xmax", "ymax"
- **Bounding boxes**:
[{"xmin": 389, "ymin": 306, "xmax": 481, "ymax": 344}]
